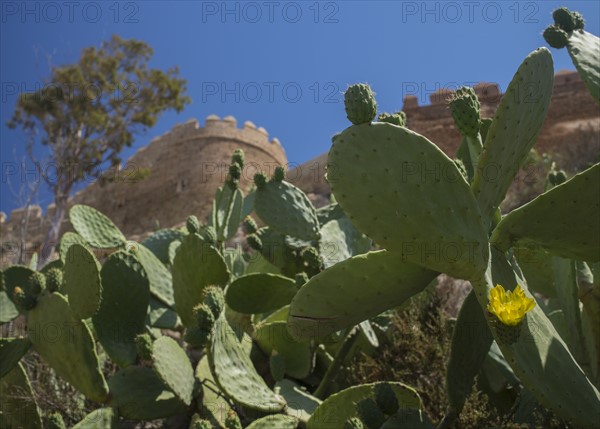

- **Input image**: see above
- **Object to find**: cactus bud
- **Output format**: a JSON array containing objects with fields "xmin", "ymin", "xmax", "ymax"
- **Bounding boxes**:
[
  {"xmin": 12, "ymin": 286, "xmax": 36, "ymax": 311},
  {"xmin": 47, "ymin": 412, "xmax": 66, "ymax": 429},
  {"xmin": 543, "ymin": 25, "xmax": 569, "ymax": 49},
  {"xmin": 45, "ymin": 268, "xmax": 63, "ymax": 293},
  {"xmin": 231, "ymin": 148, "xmax": 245, "ymax": 168},
  {"xmin": 225, "ymin": 410, "xmax": 243, "ymax": 429},
  {"xmin": 344, "ymin": 83, "xmax": 377, "ymax": 125},
  {"xmin": 448, "ymin": 86, "xmax": 481, "ymax": 138},
  {"xmin": 29, "ymin": 272, "xmax": 46, "ymax": 295},
  {"xmin": 295, "ymin": 272, "xmax": 309, "ymax": 288},
  {"xmin": 270, "ymin": 350, "xmax": 285, "ymax": 381},
  {"xmin": 273, "ymin": 166, "xmax": 285, "ymax": 182},
  {"xmin": 555, "ymin": 170, "xmax": 568, "ymax": 185},
  {"xmin": 184, "ymin": 326, "xmax": 210, "ymax": 348},
  {"xmin": 135, "ymin": 333, "xmax": 153, "ymax": 361},
  {"xmin": 194, "ymin": 303, "xmax": 216, "ymax": 331},
  {"xmin": 189, "ymin": 414, "xmax": 213, "ymax": 429},
  {"xmin": 229, "ymin": 162, "xmax": 242, "ymax": 181},
  {"xmin": 186, "ymin": 215, "xmax": 200, "ymax": 234},
  {"xmin": 243, "ymin": 216, "xmax": 258, "ymax": 234},
  {"xmin": 374, "ymin": 383, "xmax": 399, "ymax": 415},
  {"xmin": 200, "ymin": 225, "xmax": 217, "ymax": 245},
  {"xmin": 378, "ymin": 111, "xmax": 406, "ymax": 127},
  {"xmin": 357, "ymin": 398, "xmax": 386, "ymax": 429},
  {"xmin": 344, "ymin": 417, "xmax": 365, "ymax": 429},
  {"xmin": 247, "ymin": 233, "xmax": 263, "ymax": 251},
  {"xmin": 254, "ymin": 172, "xmax": 268, "ymax": 190},
  {"xmin": 572, "ymin": 11, "xmax": 585, "ymax": 30},
  {"xmin": 202, "ymin": 286, "xmax": 225, "ymax": 318},
  {"xmin": 553, "ymin": 7, "xmax": 576, "ymax": 32},
  {"xmin": 301, "ymin": 247, "xmax": 322, "ymax": 271}
]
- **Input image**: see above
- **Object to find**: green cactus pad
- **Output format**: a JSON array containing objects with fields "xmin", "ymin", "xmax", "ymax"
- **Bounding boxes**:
[
  {"xmin": 72, "ymin": 408, "xmax": 117, "ymax": 429},
  {"xmin": 448, "ymin": 86, "xmax": 482, "ymax": 138},
  {"xmin": 212, "ymin": 184, "xmax": 244, "ymax": 242},
  {"xmin": 27, "ymin": 292, "xmax": 109, "ymax": 402},
  {"xmin": 344, "ymin": 83, "xmax": 377, "ymax": 125},
  {"xmin": 208, "ymin": 314, "xmax": 287, "ymax": 412},
  {"xmin": 93, "ymin": 251, "xmax": 150, "ymax": 367},
  {"xmin": 0, "ymin": 291, "xmax": 18, "ymax": 323},
  {"xmin": 4, "ymin": 265, "xmax": 41, "ymax": 311},
  {"xmin": 223, "ymin": 246, "xmax": 247, "ymax": 278},
  {"xmin": 134, "ymin": 242, "xmax": 175, "ymax": 307},
  {"xmin": 109, "ymin": 366, "xmax": 187, "ymax": 420},
  {"xmin": 172, "ymin": 234, "xmax": 230, "ymax": 326},
  {"xmin": 288, "ymin": 251, "xmax": 437, "ymax": 340},
  {"xmin": 567, "ymin": 30, "xmax": 600, "ymax": 103},
  {"xmin": 147, "ymin": 297, "xmax": 181, "ymax": 329},
  {"xmin": 446, "ymin": 291, "xmax": 493, "ymax": 413},
  {"xmin": 514, "ymin": 245, "xmax": 557, "ymax": 297},
  {"xmin": 254, "ymin": 178, "xmax": 320, "ymax": 241},
  {"xmin": 253, "ymin": 321, "xmax": 313, "ymax": 379},
  {"xmin": 306, "ymin": 382, "xmax": 422, "ymax": 429},
  {"xmin": 152, "ymin": 336, "xmax": 195, "ymax": 405},
  {"xmin": 195, "ymin": 355, "xmax": 233, "ymax": 428},
  {"xmin": 69, "ymin": 204, "xmax": 126, "ymax": 248},
  {"xmin": 245, "ymin": 415, "xmax": 299, "ymax": 429},
  {"xmin": 491, "ymin": 163, "xmax": 600, "ymax": 261},
  {"xmin": 357, "ymin": 398, "xmax": 385, "ymax": 429},
  {"xmin": 276, "ymin": 379, "xmax": 322, "ymax": 423},
  {"xmin": 472, "ymin": 248, "xmax": 600, "ymax": 426},
  {"xmin": 226, "ymin": 273, "xmax": 297, "ymax": 314},
  {"xmin": 58, "ymin": 232, "xmax": 90, "ymax": 262},
  {"xmin": 328, "ymin": 123, "xmax": 488, "ymax": 279},
  {"xmin": 0, "ymin": 337, "xmax": 31, "ymax": 378},
  {"xmin": 319, "ymin": 218, "xmax": 371, "ymax": 268},
  {"xmin": 471, "ymin": 48, "xmax": 554, "ymax": 226},
  {"xmin": 63, "ymin": 244, "xmax": 102, "ymax": 319},
  {"xmin": 316, "ymin": 203, "xmax": 345, "ymax": 225},
  {"xmin": 141, "ymin": 228, "xmax": 186, "ymax": 264},
  {"xmin": 0, "ymin": 362, "xmax": 42, "ymax": 429}
]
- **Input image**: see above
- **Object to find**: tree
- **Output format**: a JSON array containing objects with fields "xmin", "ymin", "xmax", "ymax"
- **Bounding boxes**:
[{"xmin": 8, "ymin": 35, "xmax": 191, "ymax": 260}]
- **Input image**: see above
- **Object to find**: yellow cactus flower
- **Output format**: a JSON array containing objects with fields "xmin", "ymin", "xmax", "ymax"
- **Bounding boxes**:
[{"xmin": 487, "ymin": 284, "xmax": 535, "ymax": 326}]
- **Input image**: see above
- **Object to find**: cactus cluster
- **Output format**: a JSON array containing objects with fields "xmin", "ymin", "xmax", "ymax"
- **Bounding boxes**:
[{"xmin": 1, "ymin": 7, "xmax": 599, "ymax": 428}]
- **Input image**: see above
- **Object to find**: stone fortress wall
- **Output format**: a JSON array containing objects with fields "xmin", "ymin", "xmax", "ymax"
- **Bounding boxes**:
[{"xmin": 1, "ymin": 70, "xmax": 599, "ymax": 262}]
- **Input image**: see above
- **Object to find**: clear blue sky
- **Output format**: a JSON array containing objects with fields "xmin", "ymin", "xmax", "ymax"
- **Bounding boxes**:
[{"xmin": 1, "ymin": 1, "xmax": 599, "ymax": 215}]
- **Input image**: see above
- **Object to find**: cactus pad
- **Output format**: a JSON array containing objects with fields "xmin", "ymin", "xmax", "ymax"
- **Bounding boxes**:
[
  {"xmin": 172, "ymin": 234, "xmax": 230, "ymax": 326},
  {"xmin": 567, "ymin": 29, "xmax": 600, "ymax": 103},
  {"xmin": 28, "ymin": 292, "xmax": 109, "ymax": 402},
  {"xmin": 471, "ymin": 48, "xmax": 554, "ymax": 226},
  {"xmin": 0, "ymin": 337, "xmax": 31, "ymax": 378},
  {"xmin": 63, "ymin": 244, "xmax": 102, "ymax": 319},
  {"xmin": 4, "ymin": 265, "xmax": 40, "ymax": 312},
  {"xmin": 328, "ymin": 123, "xmax": 488, "ymax": 279},
  {"xmin": 0, "ymin": 363, "xmax": 43, "ymax": 429},
  {"xmin": 254, "ymin": 321, "xmax": 313, "ymax": 379},
  {"xmin": 72, "ymin": 408, "xmax": 117, "ymax": 429},
  {"xmin": 491, "ymin": 163, "xmax": 600, "ymax": 261},
  {"xmin": 306, "ymin": 382, "xmax": 422, "ymax": 429},
  {"xmin": 319, "ymin": 218, "xmax": 371, "ymax": 268},
  {"xmin": 245, "ymin": 415, "xmax": 299, "ymax": 429},
  {"xmin": 288, "ymin": 251, "xmax": 437, "ymax": 340},
  {"xmin": 93, "ymin": 251, "xmax": 150, "ymax": 367},
  {"xmin": 276, "ymin": 379, "xmax": 322, "ymax": 423},
  {"xmin": 208, "ymin": 314, "xmax": 286, "ymax": 412},
  {"xmin": 135, "ymin": 242, "xmax": 176, "ymax": 307},
  {"xmin": 69, "ymin": 204, "xmax": 126, "ymax": 248},
  {"xmin": 152, "ymin": 336, "xmax": 195, "ymax": 405},
  {"xmin": 0, "ymin": 290, "xmax": 18, "ymax": 323},
  {"xmin": 254, "ymin": 178, "xmax": 320, "ymax": 241},
  {"xmin": 195, "ymin": 355, "xmax": 233, "ymax": 428},
  {"xmin": 58, "ymin": 232, "xmax": 90, "ymax": 262},
  {"xmin": 109, "ymin": 366, "xmax": 187, "ymax": 420},
  {"xmin": 141, "ymin": 228, "xmax": 185, "ymax": 264},
  {"xmin": 226, "ymin": 273, "xmax": 297, "ymax": 314}
]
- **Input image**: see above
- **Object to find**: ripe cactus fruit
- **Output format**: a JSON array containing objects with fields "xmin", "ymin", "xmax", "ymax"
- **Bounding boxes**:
[
  {"xmin": 344, "ymin": 83, "xmax": 377, "ymax": 125},
  {"xmin": 186, "ymin": 215, "xmax": 200, "ymax": 234},
  {"xmin": 378, "ymin": 111, "xmax": 406, "ymax": 127},
  {"xmin": 543, "ymin": 25, "xmax": 569, "ymax": 49},
  {"xmin": 45, "ymin": 268, "xmax": 63, "ymax": 293},
  {"xmin": 344, "ymin": 417, "xmax": 364, "ymax": 429},
  {"xmin": 374, "ymin": 383, "xmax": 399, "ymax": 415},
  {"xmin": 448, "ymin": 86, "xmax": 482, "ymax": 138},
  {"xmin": 356, "ymin": 398, "xmax": 385, "ymax": 429}
]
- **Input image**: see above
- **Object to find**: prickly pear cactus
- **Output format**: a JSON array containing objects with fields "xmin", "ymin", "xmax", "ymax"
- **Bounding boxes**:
[
  {"xmin": 63, "ymin": 243, "xmax": 102, "ymax": 319},
  {"xmin": 69, "ymin": 204, "xmax": 126, "ymax": 248}
]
